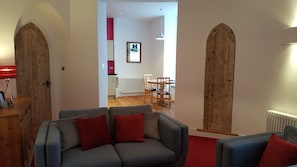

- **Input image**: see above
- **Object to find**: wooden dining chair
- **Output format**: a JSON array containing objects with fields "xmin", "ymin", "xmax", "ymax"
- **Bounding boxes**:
[
  {"xmin": 156, "ymin": 77, "xmax": 172, "ymax": 107},
  {"xmin": 143, "ymin": 74, "xmax": 156, "ymax": 102}
]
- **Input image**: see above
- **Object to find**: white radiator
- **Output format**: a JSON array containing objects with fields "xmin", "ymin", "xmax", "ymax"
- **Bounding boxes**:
[
  {"xmin": 266, "ymin": 110, "xmax": 297, "ymax": 132},
  {"xmin": 119, "ymin": 78, "xmax": 143, "ymax": 93}
]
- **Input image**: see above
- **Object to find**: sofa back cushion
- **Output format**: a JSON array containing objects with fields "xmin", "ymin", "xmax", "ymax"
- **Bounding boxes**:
[
  {"xmin": 59, "ymin": 108, "xmax": 110, "ymax": 130},
  {"xmin": 57, "ymin": 107, "xmax": 110, "ymax": 151},
  {"xmin": 109, "ymin": 105, "xmax": 152, "ymax": 137},
  {"xmin": 56, "ymin": 117, "xmax": 81, "ymax": 151},
  {"xmin": 143, "ymin": 112, "xmax": 160, "ymax": 140},
  {"xmin": 114, "ymin": 113, "xmax": 145, "ymax": 142},
  {"xmin": 76, "ymin": 115, "xmax": 112, "ymax": 150},
  {"xmin": 59, "ymin": 108, "xmax": 109, "ymax": 118},
  {"xmin": 284, "ymin": 125, "xmax": 297, "ymax": 143}
]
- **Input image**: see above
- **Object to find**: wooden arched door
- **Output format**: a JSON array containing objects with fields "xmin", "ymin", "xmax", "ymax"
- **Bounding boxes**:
[
  {"xmin": 15, "ymin": 23, "xmax": 52, "ymax": 124},
  {"xmin": 203, "ymin": 23, "xmax": 236, "ymax": 134}
]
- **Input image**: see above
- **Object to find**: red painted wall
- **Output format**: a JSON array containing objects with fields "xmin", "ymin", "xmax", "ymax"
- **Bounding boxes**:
[{"xmin": 107, "ymin": 18, "xmax": 114, "ymax": 40}]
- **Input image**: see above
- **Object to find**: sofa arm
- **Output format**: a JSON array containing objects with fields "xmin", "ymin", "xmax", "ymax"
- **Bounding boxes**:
[
  {"xmin": 217, "ymin": 132, "xmax": 283, "ymax": 167},
  {"xmin": 46, "ymin": 122, "xmax": 61, "ymax": 167},
  {"xmin": 158, "ymin": 113, "xmax": 188, "ymax": 167},
  {"xmin": 34, "ymin": 121, "xmax": 50, "ymax": 167}
]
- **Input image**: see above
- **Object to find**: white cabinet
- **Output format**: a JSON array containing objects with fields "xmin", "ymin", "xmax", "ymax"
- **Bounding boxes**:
[{"xmin": 108, "ymin": 75, "xmax": 117, "ymax": 97}]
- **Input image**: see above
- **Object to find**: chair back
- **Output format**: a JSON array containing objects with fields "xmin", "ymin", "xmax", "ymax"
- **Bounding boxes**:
[
  {"xmin": 143, "ymin": 74, "xmax": 153, "ymax": 90},
  {"xmin": 157, "ymin": 77, "xmax": 171, "ymax": 95}
]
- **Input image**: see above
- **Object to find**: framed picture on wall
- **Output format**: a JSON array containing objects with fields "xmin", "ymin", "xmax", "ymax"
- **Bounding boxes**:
[{"xmin": 126, "ymin": 42, "xmax": 141, "ymax": 63}]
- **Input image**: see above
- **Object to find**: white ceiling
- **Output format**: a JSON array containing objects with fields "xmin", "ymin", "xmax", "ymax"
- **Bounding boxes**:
[{"xmin": 106, "ymin": 0, "xmax": 178, "ymax": 21}]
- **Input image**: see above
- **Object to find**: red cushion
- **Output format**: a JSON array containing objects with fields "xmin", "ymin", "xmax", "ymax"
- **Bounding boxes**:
[
  {"xmin": 75, "ymin": 115, "xmax": 112, "ymax": 150},
  {"xmin": 114, "ymin": 113, "xmax": 144, "ymax": 142},
  {"xmin": 259, "ymin": 133, "xmax": 297, "ymax": 167}
]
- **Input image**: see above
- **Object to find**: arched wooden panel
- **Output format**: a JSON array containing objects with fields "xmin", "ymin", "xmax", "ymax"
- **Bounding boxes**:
[
  {"xmin": 15, "ymin": 23, "xmax": 52, "ymax": 123},
  {"xmin": 203, "ymin": 23, "xmax": 236, "ymax": 134}
]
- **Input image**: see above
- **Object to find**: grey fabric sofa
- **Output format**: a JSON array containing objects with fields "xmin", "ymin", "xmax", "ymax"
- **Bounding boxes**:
[
  {"xmin": 34, "ymin": 105, "xmax": 188, "ymax": 167},
  {"xmin": 216, "ymin": 125, "xmax": 297, "ymax": 167}
]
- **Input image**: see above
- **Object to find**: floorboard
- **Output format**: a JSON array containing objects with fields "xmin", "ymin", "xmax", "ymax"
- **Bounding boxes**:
[{"xmin": 108, "ymin": 95, "xmax": 175, "ymax": 117}]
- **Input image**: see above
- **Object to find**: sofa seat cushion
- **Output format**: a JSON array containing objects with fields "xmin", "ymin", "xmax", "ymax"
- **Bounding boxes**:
[
  {"xmin": 114, "ymin": 138, "xmax": 176, "ymax": 167},
  {"xmin": 61, "ymin": 144, "xmax": 121, "ymax": 167}
]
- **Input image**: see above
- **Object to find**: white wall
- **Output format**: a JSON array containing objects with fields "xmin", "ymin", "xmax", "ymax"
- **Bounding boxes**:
[
  {"xmin": 151, "ymin": 17, "xmax": 165, "ymax": 78},
  {"xmin": 0, "ymin": 0, "xmax": 71, "ymax": 119},
  {"xmin": 113, "ymin": 15, "xmax": 179, "ymax": 97},
  {"xmin": 0, "ymin": 0, "xmax": 35, "ymax": 65},
  {"xmin": 17, "ymin": 2, "xmax": 70, "ymax": 119},
  {"xmin": 114, "ymin": 18, "xmax": 160, "ymax": 96},
  {"xmin": 62, "ymin": 0, "xmax": 99, "ymax": 110},
  {"xmin": 97, "ymin": 1, "xmax": 108, "ymax": 107},
  {"xmin": 0, "ymin": 0, "xmax": 102, "ymax": 119},
  {"xmin": 0, "ymin": 0, "xmax": 170, "ymax": 118},
  {"xmin": 0, "ymin": 0, "xmax": 28, "ymax": 113},
  {"xmin": 6, "ymin": 0, "xmax": 294, "ymax": 137},
  {"xmin": 114, "ymin": 18, "xmax": 153, "ymax": 79},
  {"xmin": 176, "ymin": 0, "xmax": 297, "ymax": 136},
  {"xmin": 164, "ymin": 14, "xmax": 177, "ymax": 80}
]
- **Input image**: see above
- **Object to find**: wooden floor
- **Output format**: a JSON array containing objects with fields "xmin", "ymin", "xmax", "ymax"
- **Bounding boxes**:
[{"xmin": 108, "ymin": 95, "xmax": 175, "ymax": 117}]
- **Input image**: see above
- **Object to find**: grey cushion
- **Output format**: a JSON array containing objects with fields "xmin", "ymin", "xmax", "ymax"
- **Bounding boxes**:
[
  {"xmin": 56, "ymin": 118, "xmax": 80, "ymax": 151},
  {"xmin": 287, "ymin": 134, "xmax": 297, "ymax": 143},
  {"xmin": 143, "ymin": 112, "xmax": 160, "ymax": 139},
  {"xmin": 57, "ymin": 108, "xmax": 111, "ymax": 151},
  {"xmin": 59, "ymin": 107, "xmax": 112, "ymax": 134},
  {"xmin": 59, "ymin": 108, "xmax": 109, "ymax": 119},
  {"xmin": 284, "ymin": 125, "xmax": 297, "ymax": 143},
  {"xmin": 114, "ymin": 138, "xmax": 175, "ymax": 167},
  {"xmin": 61, "ymin": 144, "xmax": 121, "ymax": 167}
]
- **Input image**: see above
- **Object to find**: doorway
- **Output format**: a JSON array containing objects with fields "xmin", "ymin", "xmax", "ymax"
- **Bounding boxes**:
[
  {"xmin": 106, "ymin": 2, "xmax": 178, "ymax": 101},
  {"xmin": 203, "ymin": 23, "xmax": 236, "ymax": 134},
  {"xmin": 15, "ymin": 23, "xmax": 52, "ymax": 124}
]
